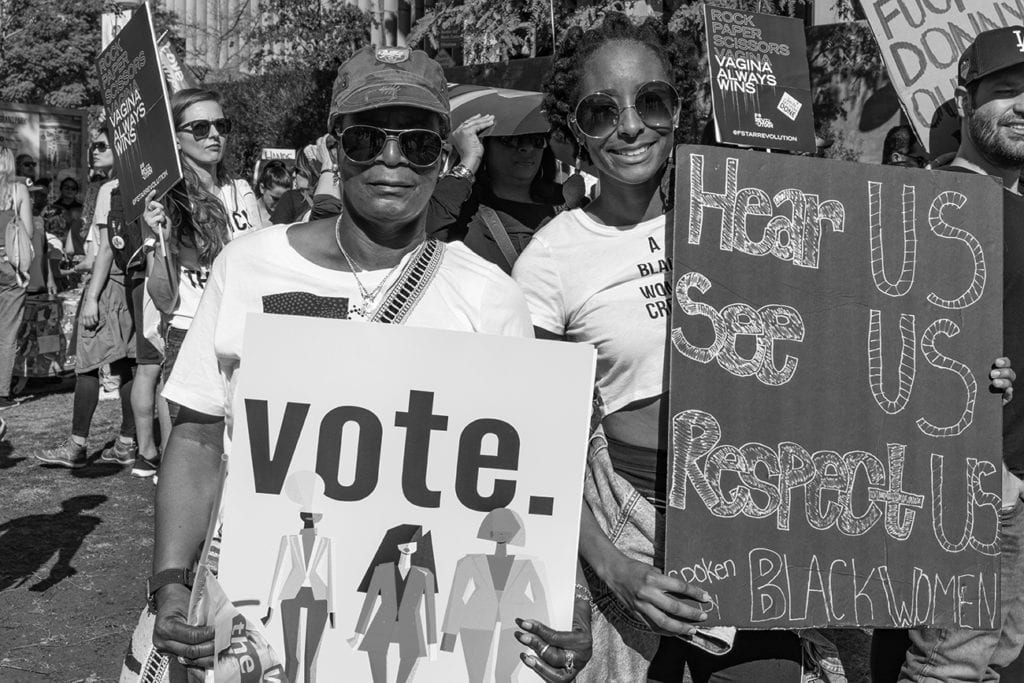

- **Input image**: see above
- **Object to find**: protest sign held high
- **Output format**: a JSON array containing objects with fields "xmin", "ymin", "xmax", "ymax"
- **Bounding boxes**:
[
  {"xmin": 704, "ymin": 6, "xmax": 816, "ymax": 153},
  {"xmin": 666, "ymin": 145, "xmax": 1004, "ymax": 629},
  {"xmin": 215, "ymin": 315, "xmax": 595, "ymax": 682},
  {"xmin": 864, "ymin": 0, "xmax": 1024, "ymax": 155},
  {"xmin": 96, "ymin": 1, "xmax": 182, "ymax": 225}
]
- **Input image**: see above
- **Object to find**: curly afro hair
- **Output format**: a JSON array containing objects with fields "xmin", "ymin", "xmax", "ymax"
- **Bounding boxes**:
[{"xmin": 542, "ymin": 12, "xmax": 698, "ymax": 164}]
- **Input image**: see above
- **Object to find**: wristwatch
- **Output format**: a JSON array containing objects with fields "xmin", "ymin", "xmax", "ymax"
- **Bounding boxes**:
[
  {"xmin": 147, "ymin": 568, "xmax": 194, "ymax": 612},
  {"xmin": 445, "ymin": 163, "xmax": 475, "ymax": 184}
]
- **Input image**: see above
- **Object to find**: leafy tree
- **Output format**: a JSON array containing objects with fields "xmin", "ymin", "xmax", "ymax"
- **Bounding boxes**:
[
  {"xmin": 0, "ymin": 0, "xmax": 180, "ymax": 109},
  {"xmin": 214, "ymin": 68, "xmax": 336, "ymax": 177},
  {"xmin": 247, "ymin": 0, "xmax": 372, "ymax": 74},
  {"xmin": 410, "ymin": 0, "xmax": 629, "ymax": 64},
  {"xmin": 411, "ymin": 0, "xmax": 879, "ymax": 148}
]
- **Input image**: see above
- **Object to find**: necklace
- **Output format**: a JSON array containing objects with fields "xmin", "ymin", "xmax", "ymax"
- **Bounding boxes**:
[{"xmin": 333, "ymin": 216, "xmax": 405, "ymax": 319}]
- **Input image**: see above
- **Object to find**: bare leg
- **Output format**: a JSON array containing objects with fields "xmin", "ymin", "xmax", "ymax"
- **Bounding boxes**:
[{"xmin": 131, "ymin": 363, "xmax": 161, "ymax": 459}]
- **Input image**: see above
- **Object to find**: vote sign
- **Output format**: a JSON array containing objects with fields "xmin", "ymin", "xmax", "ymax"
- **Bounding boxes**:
[
  {"xmin": 666, "ymin": 145, "xmax": 1004, "ymax": 628},
  {"xmin": 216, "ymin": 315, "xmax": 595, "ymax": 681}
]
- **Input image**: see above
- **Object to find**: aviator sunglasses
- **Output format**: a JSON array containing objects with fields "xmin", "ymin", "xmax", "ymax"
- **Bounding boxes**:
[
  {"xmin": 178, "ymin": 118, "xmax": 233, "ymax": 140},
  {"xmin": 338, "ymin": 125, "xmax": 444, "ymax": 168},
  {"xmin": 571, "ymin": 80, "xmax": 680, "ymax": 139}
]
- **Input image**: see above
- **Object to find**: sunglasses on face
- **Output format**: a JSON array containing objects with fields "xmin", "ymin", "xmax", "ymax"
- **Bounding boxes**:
[
  {"xmin": 338, "ymin": 125, "xmax": 444, "ymax": 168},
  {"xmin": 90, "ymin": 142, "xmax": 109, "ymax": 153},
  {"xmin": 493, "ymin": 134, "xmax": 548, "ymax": 149},
  {"xmin": 571, "ymin": 80, "xmax": 680, "ymax": 139},
  {"xmin": 178, "ymin": 118, "xmax": 232, "ymax": 140}
]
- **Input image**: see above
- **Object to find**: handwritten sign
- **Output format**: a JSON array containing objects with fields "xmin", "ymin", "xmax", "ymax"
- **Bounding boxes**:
[
  {"xmin": 704, "ymin": 5, "xmax": 816, "ymax": 153},
  {"xmin": 216, "ymin": 315, "xmax": 595, "ymax": 681},
  {"xmin": 96, "ymin": 2, "xmax": 182, "ymax": 225},
  {"xmin": 666, "ymin": 145, "xmax": 1003, "ymax": 628},
  {"xmin": 864, "ymin": 0, "xmax": 1024, "ymax": 154}
]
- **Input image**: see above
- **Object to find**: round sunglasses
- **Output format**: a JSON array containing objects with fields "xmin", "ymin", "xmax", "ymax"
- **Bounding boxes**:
[
  {"xmin": 178, "ymin": 118, "xmax": 232, "ymax": 140},
  {"xmin": 338, "ymin": 125, "xmax": 444, "ymax": 168},
  {"xmin": 571, "ymin": 80, "xmax": 680, "ymax": 139}
]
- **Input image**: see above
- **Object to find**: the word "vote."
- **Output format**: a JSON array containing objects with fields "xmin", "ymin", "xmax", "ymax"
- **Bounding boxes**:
[{"xmin": 243, "ymin": 390, "xmax": 555, "ymax": 515}]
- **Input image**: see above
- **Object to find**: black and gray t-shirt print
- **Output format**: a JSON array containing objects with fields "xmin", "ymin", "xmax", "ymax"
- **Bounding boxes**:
[{"xmin": 261, "ymin": 292, "xmax": 349, "ymax": 319}]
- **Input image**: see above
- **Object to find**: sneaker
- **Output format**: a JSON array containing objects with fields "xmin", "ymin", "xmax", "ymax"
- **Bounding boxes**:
[
  {"xmin": 35, "ymin": 439, "xmax": 87, "ymax": 469},
  {"xmin": 0, "ymin": 397, "xmax": 18, "ymax": 410},
  {"xmin": 101, "ymin": 437, "xmax": 137, "ymax": 466},
  {"xmin": 131, "ymin": 454, "xmax": 160, "ymax": 478}
]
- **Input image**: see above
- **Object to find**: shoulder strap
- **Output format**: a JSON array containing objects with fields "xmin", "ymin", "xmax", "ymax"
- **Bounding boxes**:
[
  {"xmin": 477, "ymin": 205, "xmax": 519, "ymax": 270},
  {"xmin": 372, "ymin": 239, "xmax": 446, "ymax": 325}
]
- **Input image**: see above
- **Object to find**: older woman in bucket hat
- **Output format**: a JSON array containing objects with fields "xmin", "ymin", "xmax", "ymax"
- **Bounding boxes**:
[{"xmin": 146, "ymin": 45, "xmax": 593, "ymax": 682}]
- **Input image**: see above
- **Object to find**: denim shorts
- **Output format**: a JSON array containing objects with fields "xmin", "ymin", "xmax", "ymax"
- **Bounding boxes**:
[{"xmin": 580, "ymin": 428, "xmax": 846, "ymax": 683}]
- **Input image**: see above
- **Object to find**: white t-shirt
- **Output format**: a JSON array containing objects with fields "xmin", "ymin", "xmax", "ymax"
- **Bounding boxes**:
[
  {"xmin": 512, "ymin": 208, "xmax": 670, "ymax": 416},
  {"xmin": 85, "ymin": 178, "xmax": 118, "ymax": 259},
  {"xmin": 170, "ymin": 179, "xmax": 262, "ymax": 330},
  {"xmin": 163, "ymin": 224, "xmax": 533, "ymax": 448}
]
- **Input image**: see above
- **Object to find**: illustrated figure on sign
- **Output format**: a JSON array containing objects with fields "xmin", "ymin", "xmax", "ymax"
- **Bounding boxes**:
[
  {"xmin": 441, "ymin": 508, "xmax": 549, "ymax": 683},
  {"xmin": 350, "ymin": 524, "xmax": 438, "ymax": 683},
  {"xmin": 261, "ymin": 471, "xmax": 335, "ymax": 683}
]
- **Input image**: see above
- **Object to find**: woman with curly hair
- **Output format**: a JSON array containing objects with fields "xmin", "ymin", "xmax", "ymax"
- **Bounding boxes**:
[
  {"xmin": 512, "ymin": 13, "xmax": 810, "ymax": 682},
  {"xmin": 144, "ymin": 88, "xmax": 262, "ymax": 411}
]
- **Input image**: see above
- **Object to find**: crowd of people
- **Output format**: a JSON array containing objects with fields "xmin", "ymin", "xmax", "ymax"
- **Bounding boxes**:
[{"xmin": 7, "ymin": 10, "xmax": 1024, "ymax": 683}]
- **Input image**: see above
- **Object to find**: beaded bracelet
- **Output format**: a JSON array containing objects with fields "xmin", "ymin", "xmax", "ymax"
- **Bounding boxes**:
[{"xmin": 574, "ymin": 582, "xmax": 593, "ymax": 602}]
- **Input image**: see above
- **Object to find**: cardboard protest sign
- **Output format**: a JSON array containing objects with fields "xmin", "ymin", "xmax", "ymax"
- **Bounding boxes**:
[
  {"xmin": 704, "ymin": 6, "xmax": 816, "ymax": 153},
  {"xmin": 96, "ymin": 2, "xmax": 182, "ymax": 225},
  {"xmin": 666, "ymin": 145, "xmax": 1003, "ymax": 628},
  {"xmin": 864, "ymin": 0, "xmax": 1024, "ymax": 155},
  {"xmin": 216, "ymin": 315, "xmax": 595, "ymax": 681}
]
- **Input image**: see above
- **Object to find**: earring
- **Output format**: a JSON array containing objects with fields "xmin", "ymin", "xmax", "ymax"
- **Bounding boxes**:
[{"xmin": 660, "ymin": 142, "xmax": 677, "ymax": 210}]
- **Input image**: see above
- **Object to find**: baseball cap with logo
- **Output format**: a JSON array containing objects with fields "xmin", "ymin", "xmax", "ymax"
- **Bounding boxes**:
[
  {"xmin": 328, "ymin": 46, "xmax": 450, "ymax": 131},
  {"xmin": 958, "ymin": 26, "xmax": 1024, "ymax": 85}
]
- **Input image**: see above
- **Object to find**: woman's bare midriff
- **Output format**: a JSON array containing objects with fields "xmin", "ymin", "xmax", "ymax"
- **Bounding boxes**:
[{"xmin": 602, "ymin": 394, "xmax": 666, "ymax": 452}]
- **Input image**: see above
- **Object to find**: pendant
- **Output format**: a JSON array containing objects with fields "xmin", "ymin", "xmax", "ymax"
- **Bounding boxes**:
[{"xmin": 348, "ymin": 303, "xmax": 368, "ymax": 320}]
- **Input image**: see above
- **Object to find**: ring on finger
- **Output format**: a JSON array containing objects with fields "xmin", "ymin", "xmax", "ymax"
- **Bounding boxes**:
[
  {"xmin": 538, "ymin": 643, "xmax": 550, "ymax": 657},
  {"xmin": 564, "ymin": 650, "xmax": 576, "ymax": 674}
]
